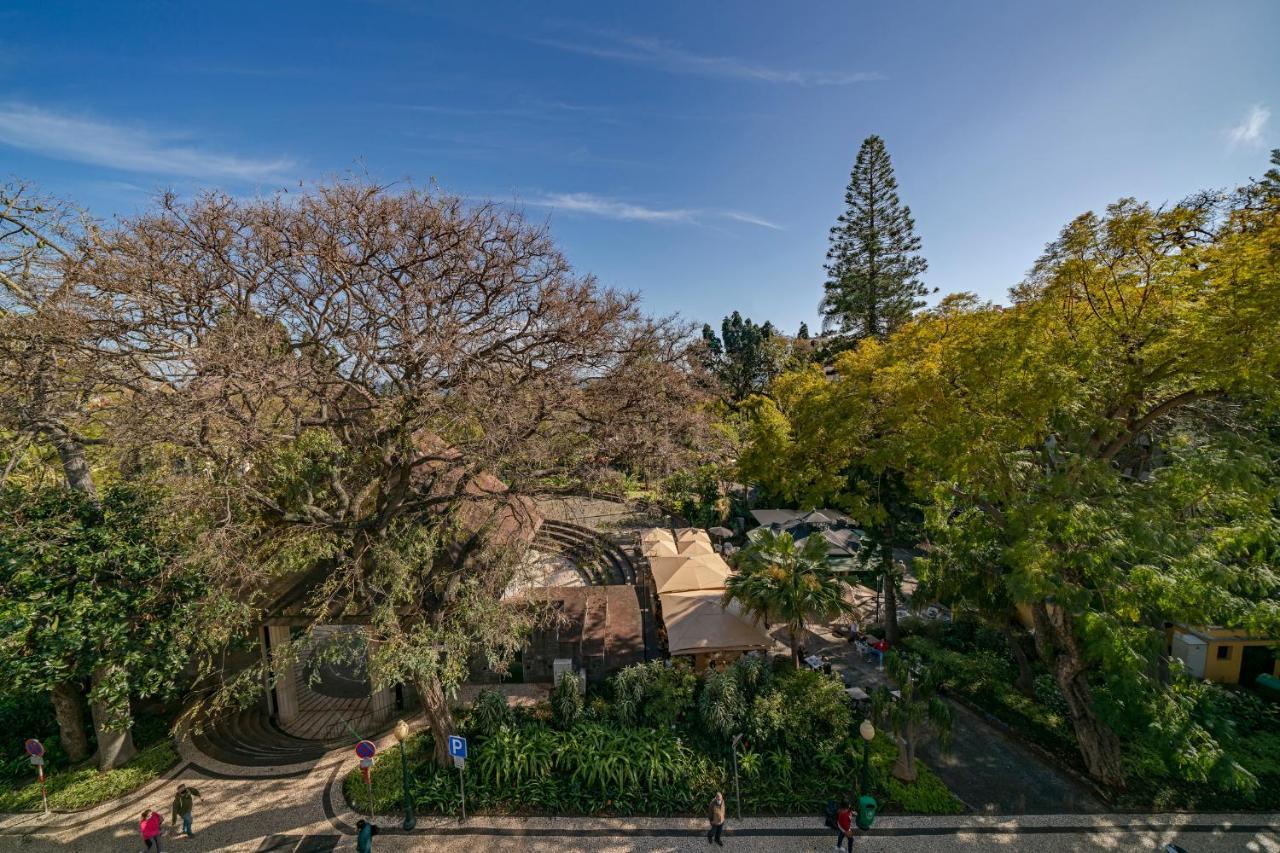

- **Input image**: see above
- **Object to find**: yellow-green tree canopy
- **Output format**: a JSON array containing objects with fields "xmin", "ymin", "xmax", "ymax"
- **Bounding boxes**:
[{"xmin": 738, "ymin": 175, "xmax": 1280, "ymax": 789}]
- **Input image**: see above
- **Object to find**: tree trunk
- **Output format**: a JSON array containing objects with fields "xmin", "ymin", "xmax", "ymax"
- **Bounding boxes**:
[
  {"xmin": 48, "ymin": 428, "xmax": 97, "ymax": 499},
  {"xmin": 789, "ymin": 624, "xmax": 802, "ymax": 668},
  {"xmin": 892, "ymin": 725, "xmax": 917, "ymax": 782},
  {"xmin": 417, "ymin": 676, "xmax": 455, "ymax": 768},
  {"xmin": 882, "ymin": 550, "xmax": 899, "ymax": 647},
  {"xmin": 1031, "ymin": 603, "xmax": 1125, "ymax": 787},
  {"xmin": 90, "ymin": 666, "xmax": 136, "ymax": 771},
  {"xmin": 1003, "ymin": 626, "xmax": 1036, "ymax": 698},
  {"xmin": 51, "ymin": 681, "xmax": 90, "ymax": 763}
]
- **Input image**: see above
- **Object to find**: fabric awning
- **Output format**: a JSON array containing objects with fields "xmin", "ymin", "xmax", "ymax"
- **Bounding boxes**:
[
  {"xmin": 660, "ymin": 590, "xmax": 772, "ymax": 655},
  {"xmin": 648, "ymin": 554, "xmax": 731, "ymax": 594},
  {"xmin": 640, "ymin": 528, "xmax": 674, "ymax": 545},
  {"xmin": 641, "ymin": 539, "xmax": 681, "ymax": 558},
  {"xmin": 677, "ymin": 539, "xmax": 717, "ymax": 557}
]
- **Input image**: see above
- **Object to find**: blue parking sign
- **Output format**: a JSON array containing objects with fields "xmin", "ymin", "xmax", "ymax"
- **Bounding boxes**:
[{"xmin": 447, "ymin": 735, "xmax": 467, "ymax": 759}]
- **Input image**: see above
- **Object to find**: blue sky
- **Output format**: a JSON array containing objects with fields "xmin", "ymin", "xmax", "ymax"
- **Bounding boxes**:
[{"xmin": 2, "ymin": 1, "xmax": 1276, "ymax": 334}]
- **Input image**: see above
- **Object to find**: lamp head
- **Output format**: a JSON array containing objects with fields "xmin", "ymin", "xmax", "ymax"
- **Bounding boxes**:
[
  {"xmin": 394, "ymin": 719, "xmax": 410, "ymax": 743},
  {"xmin": 859, "ymin": 719, "xmax": 875, "ymax": 742}
]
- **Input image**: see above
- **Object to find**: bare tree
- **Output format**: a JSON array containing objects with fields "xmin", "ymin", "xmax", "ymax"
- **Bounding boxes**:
[{"xmin": 86, "ymin": 181, "xmax": 720, "ymax": 764}]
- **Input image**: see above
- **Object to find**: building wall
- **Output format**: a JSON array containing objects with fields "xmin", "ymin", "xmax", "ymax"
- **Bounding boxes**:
[{"xmin": 1202, "ymin": 639, "xmax": 1280, "ymax": 684}]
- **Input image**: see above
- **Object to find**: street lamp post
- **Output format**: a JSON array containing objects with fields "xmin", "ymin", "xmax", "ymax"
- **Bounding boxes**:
[
  {"xmin": 859, "ymin": 719, "xmax": 875, "ymax": 794},
  {"xmin": 393, "ymin": 719, "xmax": 416, "ymax": 831}
]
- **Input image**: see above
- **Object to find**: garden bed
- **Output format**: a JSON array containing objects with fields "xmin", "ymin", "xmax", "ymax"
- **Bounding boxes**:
[
  {"xmin": 0, "ymin": 742, "xmax": 178, "ymax": 813},
  {"xmin": 345, "ymin": 660, "xmax": 963, "ymax": 818}
]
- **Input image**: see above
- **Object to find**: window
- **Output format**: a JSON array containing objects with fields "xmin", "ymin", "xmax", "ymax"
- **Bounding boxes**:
[{"xmin": 1216, "ymin": 645, "xmax": 1232, "ymax": 660}]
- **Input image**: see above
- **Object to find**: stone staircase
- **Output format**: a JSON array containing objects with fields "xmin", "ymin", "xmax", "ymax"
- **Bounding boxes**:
[{"xmin": 532, "ymin": 519, "xmax": 637, "ymax": 585}]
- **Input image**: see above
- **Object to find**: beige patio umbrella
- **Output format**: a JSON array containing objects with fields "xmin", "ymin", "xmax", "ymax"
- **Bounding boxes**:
[
  {"xmin": 677, "ymin": 539, "xmax": 717, "ymax": 557},
  {"xmin": 659, "ymin": 590, "xmax": 771, "ymax": 655},
  {"xmin": 648, "ymin": 555, "xmax": 731, "ymax": 594},
  {"xmin": 640, "ymin": 528, "xmax": 674, "ymax": 545},
  {"xmin": 642, "ymin": 538, "xmax": 681, "ymax": 558},
  {"xmin": 674, "ymin": 528, "xmax": 711, "ymax": 544}
]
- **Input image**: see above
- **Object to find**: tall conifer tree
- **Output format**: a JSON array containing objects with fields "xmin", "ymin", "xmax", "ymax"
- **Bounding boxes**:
[{"xmin": 821, "ymin": 135, "xmax": 930, "ymax": 345}]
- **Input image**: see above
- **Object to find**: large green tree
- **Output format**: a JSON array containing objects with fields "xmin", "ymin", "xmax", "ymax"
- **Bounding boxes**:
[
  {"xmin": 741, "ymin": 163, "xmax": 1280, "ymax": 789},
  {"xmin": 0, "ymin": 485, "xmax": 200, "ymax": 769},
  {"xmin": 724, "ymin": 528, "xmax": 852, "ymax": 666},
  {"xmin": 700, "ymin": 311, "xmax": 787, "ymax": 403},
  {"xmin": 820, "ymin": 135, "xmax": 930, "ymax": 348}
]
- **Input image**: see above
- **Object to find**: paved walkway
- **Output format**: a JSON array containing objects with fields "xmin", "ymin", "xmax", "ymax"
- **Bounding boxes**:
[
  {"xmin": 0, "ymin": 717, "xmax": 1273, "ymax": 852},
  {"xmin": 801, "ymin": 624, "xmax": 1103, "ymax": 814}
]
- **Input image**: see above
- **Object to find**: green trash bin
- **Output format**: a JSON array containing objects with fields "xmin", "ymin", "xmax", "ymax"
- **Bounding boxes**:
[{"xmin": 856, "ymin": 795, "xmax": 878, "ymax": 830}]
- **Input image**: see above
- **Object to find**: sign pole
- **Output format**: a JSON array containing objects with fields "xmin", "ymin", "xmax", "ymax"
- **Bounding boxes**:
[
  {"xmin": 459, "ymin": 764, "xmax": 466, "ymax": 822},
  {"xmin": 24, "ymin": 740, "xmax": 47, "ymax": 817},
  {"xmin": 38, "ymin": 763, "xmax": 48, "ymax": 816}
]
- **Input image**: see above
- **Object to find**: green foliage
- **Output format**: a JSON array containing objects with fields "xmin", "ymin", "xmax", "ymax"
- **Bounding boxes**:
[
  {"xmin": 659, "ymin": 464, "xmax": 725, "ymax": 529},
  {"xmin": 551, "ymin": 673, "xmax": 584, "ymax": 729},
  {"xmin": 726, "ymin": 529, "xmax": 853, "ymax": 663},
  {"xmin": 0, "ymin": 484, "xmax": 202, "ymax": 727},
  {"xmin": 0, "ymin": 742, "xmax": 178, "ymax": 812},
  {"xmin": 701, "ymin": 312, "xmax": 788, "ymax": 403},
  {"xmin": 469, "ymin": 688, "xmax": 510, "ymax": 736},
  {"xmin": 747, "ymin": 667, "xmax": 853, "ymax": 754},
  {"xmin": 610, "ymin": 661, "xmax": 698, "ymax": 729},
  {"xmin": 698, "ymin": 669, "xmax": 746, "ymax": 740},
  {"xmin": 347, "ymin": 683, "xmax": 964, "ymax": 817},
  {"xmin": 822, "ymin": 134, "xmax": 930, "ymax": 346}
]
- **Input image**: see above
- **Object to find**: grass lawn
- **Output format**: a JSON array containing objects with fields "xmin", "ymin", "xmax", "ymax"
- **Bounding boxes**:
[{"xmin": 0, "ymin": 742, "xmax": 179, "ymax": 813}]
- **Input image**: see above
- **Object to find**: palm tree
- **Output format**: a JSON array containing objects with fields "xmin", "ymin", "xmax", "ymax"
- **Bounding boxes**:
[
  {"xmin": 724, "ymin": 528, "xmax": 852, "ymax": 666},
  {"xmin": 871, "ymin": 651, "xmax": 953, "ymax": 782}
]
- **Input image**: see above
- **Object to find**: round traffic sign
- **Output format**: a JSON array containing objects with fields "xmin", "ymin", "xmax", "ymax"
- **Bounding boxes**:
[
  {"xmin": 354, "ymin": 739, "xmax": 377, "ymax": 760},
  {"xmin": 24, "ymin": 739, "xmax": 44, "ymax": 757}
]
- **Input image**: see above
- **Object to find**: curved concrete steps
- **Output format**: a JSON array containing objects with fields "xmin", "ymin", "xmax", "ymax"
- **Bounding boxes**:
[{"xmin": 532, "ymin": 519, "xmax": 636, "ymax": 585}]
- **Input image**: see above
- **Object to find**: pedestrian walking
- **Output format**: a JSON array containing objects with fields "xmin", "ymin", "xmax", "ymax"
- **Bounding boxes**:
[
  {"xmin": 706, "ymin": 791, "xmax": 726, "ymax": 846},
  {"xmin": 834, "ymin": 801, "xmax": 854, "ymax": 851},
  {"xmin": 139, "ymin": 809, "xmax": 163, "ymax": 852},
  {"xmin": 355, "ymin": 818, "xmax": 380, "ymax": 853},
  {"xmin": 170, "ymin": 784, "xmax": 202, "ymax": 838}
]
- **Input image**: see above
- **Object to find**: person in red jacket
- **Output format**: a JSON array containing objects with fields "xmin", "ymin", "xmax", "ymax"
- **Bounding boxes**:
[
  {"xmin": 139, "ymin": 809, "xmax": 163, "ymax": 851},
  {"xmin": 834, "ymin": 801, "xmax": 854, "ymax": 851}
]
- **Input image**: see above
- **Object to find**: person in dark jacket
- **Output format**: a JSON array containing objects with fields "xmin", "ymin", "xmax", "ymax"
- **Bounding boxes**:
[
  {"xmin": 356, "ymin": 819, "xmax": 379, "ymax": 853},
  {"xmin": 170, "ymin": 784, "xmax": 203, "ymax": 838},
  {"xmin": 706, "ymin": 791, "xmax": 726, "ymax": 846}
]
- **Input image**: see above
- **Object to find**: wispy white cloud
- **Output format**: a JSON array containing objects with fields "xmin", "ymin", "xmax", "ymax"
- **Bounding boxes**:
[
  {"xmin": 525, "ymin": 192, "xmax": 696, "ymax": 223},
  {"xmin": 535, "ymin": 31, "xmax": 882, "ymax": 87},
  {"xmin": 1228, "ymin": 104, "xmax": 1270, "ymax": 147},
  {"xmin": 0, "ymin": 102, "xmax": 294, "ymax": 181},
  {"xmin": 523, "ymin": 192, "xmax": 782, "ymax": 230},
  {"xmin": 721, "ymin": 210, "xmax": 784, "ymax": 231}
]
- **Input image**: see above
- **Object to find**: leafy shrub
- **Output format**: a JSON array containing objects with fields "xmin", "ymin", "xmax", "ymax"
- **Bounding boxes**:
[
  {"xmin": 726, "ymin": 653, "xmax": 772, "ymax": 702},
  {"xmin": 470, "ymin": 688, "xmax": 510, "ymax": 736},
  {"xmin": 698, "ymin": 669, "xmax": 745, "ymax": 740},
  {"xmin": 611, "ymin": 661, "xmax": 697, "ymax": 728},
  {"xmin": 551, "ymin": 672, "xmax": 584, "ymax": 729}
]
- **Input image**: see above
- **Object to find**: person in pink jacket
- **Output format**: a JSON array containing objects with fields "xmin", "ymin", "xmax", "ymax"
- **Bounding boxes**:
[{"xmin": 139, "ymin": 809, "xmax": 163, "ymax": 851}]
